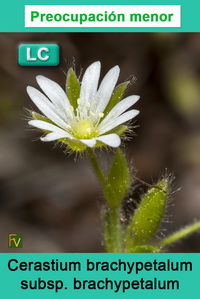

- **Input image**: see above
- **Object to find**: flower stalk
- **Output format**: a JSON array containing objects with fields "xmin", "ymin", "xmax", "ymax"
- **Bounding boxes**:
[
  {"xmin": 87, "ymin": 148, "xmax": 107, "ymax": 189},
  {"xmin": 158, "ymin": 221, "xmax": 200, "ymax": 248},
  {"xmin": 87, "ymin": 148, "xmax": 124, "ymax": 252},
  {"xmin": 104, "ymin": 207, "xmax": 122, "ymax": 253}
]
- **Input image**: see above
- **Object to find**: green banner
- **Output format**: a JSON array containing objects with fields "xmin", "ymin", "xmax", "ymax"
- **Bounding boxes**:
[{"xmin": 0, "ymin": 0, "xmax": 200, "ymax": 32}]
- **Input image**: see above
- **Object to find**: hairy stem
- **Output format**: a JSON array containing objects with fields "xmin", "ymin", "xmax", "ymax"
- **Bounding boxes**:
[
  {"xmin": 106, "ymin": 207, "xmax": 122, "ymax": 252},
  {"xmin": 159, "ymin": 221, "xmax": 200, "ymax": 248},
  {"xmin": 87, "ymin": 149, "xmax": 123, "ymax": 252},
  {"xmin": 87, "ymin": 148, "xmax": 106, "ymax": 188}
]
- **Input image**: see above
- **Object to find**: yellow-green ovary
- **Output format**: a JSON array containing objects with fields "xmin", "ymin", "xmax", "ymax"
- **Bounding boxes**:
[{"xmin": 72, "ymin": 120, "xmax": 98, "ymax": 139}]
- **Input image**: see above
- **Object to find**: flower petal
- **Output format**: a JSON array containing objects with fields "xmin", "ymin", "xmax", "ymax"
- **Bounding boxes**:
[
  {"xmin": 36, "ymin": 75, "xmax": 71, "ymax": 109},
  {"xmin": 99, "ymin": 95, "xmax": 140, "ymax": 128},
  {"xmin": 80, "ymin": 61, "xmax": 101, "ymax": 103},
  {"xmin": 80, "ymin": 138, "xmax": 96, "ymax": 147},
  {"xmin": 27, "ymin": 86, "xmax": 68, "ymax": 130},
  {"xmin": 28, "ymin": 120, "xmax": 72, "ymax": 137},
  {"xmin": 95, "ymin": 65, "xmax": 120, "ymax": 115},
  {"xmin": 96, "ymin": 134, "xmax": 121, "ymax": 148},
  {"xmin": 40, "ymin": 132, "xmax": 70, "ymax": 142},
  {"xmin": 99, "ymin": 110, "xmax": 140, "ymax": 134}
]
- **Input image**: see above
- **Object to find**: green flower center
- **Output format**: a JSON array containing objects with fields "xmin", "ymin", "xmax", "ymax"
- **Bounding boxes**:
[{"xmin": 73, "ymin": 120, "xmax": 98, "ymax": 139}]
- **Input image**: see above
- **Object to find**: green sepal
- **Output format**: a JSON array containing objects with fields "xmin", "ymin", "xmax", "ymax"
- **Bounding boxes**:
[
  {"xmin": 32, "ymin": 112, "xmax": 55, "ymax": 134},
  {"xmin": 104, "ymin": 149, "xmax": 131, "ymax": 208},
  {"xmin": 103, "ymin": 81, "xmax": 129, "ymax": 118},
  {"xmin": 32, "ymin": 112, "xmax": 54, "ymax": 124},
  {"xmin": 106, "ymin": 125, "xmax": 128, "ymax": 136},
  {"xmin": 66, "ymin": 68, "xmax": 80, "ymax": 111},
  {"xmin": 60, "ymin": 138, "xmax": 87, "ymax": 152},
  {"xmin": 95, "ymin": 140, "xmax": 108, "ymax": 148},
  {"xmin": 126, "ymin": 179, "xmax": 169, "ymax": 248}
]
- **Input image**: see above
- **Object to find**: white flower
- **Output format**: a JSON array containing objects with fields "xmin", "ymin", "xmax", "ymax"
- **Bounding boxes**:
[{"xmin": 27, "ymin": 61, "xmax": 140, "ymax": 151}]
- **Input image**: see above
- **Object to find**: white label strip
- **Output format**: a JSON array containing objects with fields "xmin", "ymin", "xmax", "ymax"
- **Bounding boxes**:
[{"xmin": 25, "ymin": 5, "xmax": 181, "ymax": 28}]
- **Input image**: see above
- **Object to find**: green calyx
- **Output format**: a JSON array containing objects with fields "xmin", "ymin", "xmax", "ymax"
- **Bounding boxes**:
[
  {"xmin": 125, "ymin": 179, "xmax": 169, "ymax": 251},
  {"xmin": 32, "ymin": 111, "xmax": 53, "ymax": 124},
  {"xmin": 60, "ymin": 138, "xmax": 87, "ymax": 152}
]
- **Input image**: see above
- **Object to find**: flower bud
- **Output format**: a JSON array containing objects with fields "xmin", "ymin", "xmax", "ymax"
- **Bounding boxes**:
[{"xmin": 126, "ymin": 178, "xmax": 170, "ymax": 247}]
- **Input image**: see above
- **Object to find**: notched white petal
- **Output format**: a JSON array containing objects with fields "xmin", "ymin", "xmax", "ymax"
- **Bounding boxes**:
[
  {"xmin": 80, "ymin": 138, "xmax": 96, "ymax": 148},
  {"xmin": 27, "ymin": 86, "xmax": 52, "ymax": 108},
  {"xmin": 27, "ymin": 86, "xmax": 68, "ymax": 130},
  {"xmin": 28, "ymin": 120, "xmax": 72, "ymax": 137},
  {"xmin": 40, "ymin": 132, "xmax": 70, "ymax": 142},
  {"xmin": 99, "ymin": 110, "xmax": 140, "ymax": 134},
  {"xmin": 100, "ymin": 95, "xmax": 140, "ymax": 127},
  {"xmin": 36, "ymin": 75, "xmax": 70, "ymax": 108},
  {"xmin": 96, "ymin": 133, "xmax": 121, "ymax": 148},
  {"xmin": 96, "ymin": 65, "xmax": 120, "ymax": 114},
  {"xmin": 80, "ymin": 61, "xmax": 101, "ymax": 103}
]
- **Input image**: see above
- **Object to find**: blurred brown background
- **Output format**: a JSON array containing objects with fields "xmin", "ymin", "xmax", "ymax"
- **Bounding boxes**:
[{"xmin": 0, "ymin": 33, "xmax": 200, "ymax": 252}]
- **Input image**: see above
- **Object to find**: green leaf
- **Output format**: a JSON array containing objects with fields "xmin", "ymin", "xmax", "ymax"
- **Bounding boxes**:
[
  {"xmin": 126, "ymin": 179, "xmax": 169, "ymax": 248},
  {"xmin": 103, "ymin": 81, "xmax": 129, "ymax": 118},
  {"xmin": 66, "ymin": 68, "xmax": 80, "ymax": 111},
  {"xmin": 104, "ymin": 149, "xmax": 131, "ymax": 208}
]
